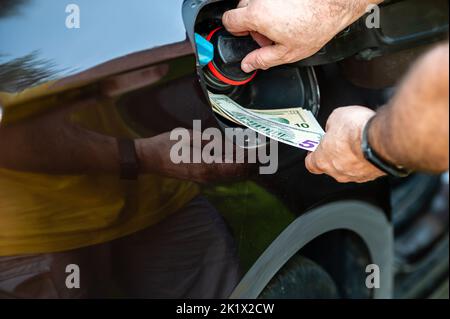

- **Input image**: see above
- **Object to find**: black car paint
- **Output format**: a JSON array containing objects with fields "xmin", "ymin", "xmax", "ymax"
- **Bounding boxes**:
[
  {"xmin": 0, "ymin": 0, "xmax": 392, "ymax": 296},
  {"xmin": 0, "ymin": 0, "xmax": 217, "ymax": 131},
  {"xmin": 0, "ymin": 0, "xmax": 447, "ymax": 298}
]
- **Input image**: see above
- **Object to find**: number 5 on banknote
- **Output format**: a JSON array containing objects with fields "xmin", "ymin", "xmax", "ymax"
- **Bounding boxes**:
[{"xmin": 299, "ymin": 140, "xmax": 319, "ymax": 150}]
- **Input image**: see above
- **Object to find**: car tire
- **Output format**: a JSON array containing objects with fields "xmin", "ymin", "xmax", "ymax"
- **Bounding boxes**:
[{"xmin": 259, "ymin": 255, "xmax": 340, "ymax": 299}]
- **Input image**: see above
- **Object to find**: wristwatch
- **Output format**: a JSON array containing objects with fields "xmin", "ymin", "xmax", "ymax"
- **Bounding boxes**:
[
  {"xmin": 117, "ymin": 138, "xmax": 140, "ymax": 180},
  {"xmin": 361, "ymin": 117, "xmax": 411, "ymax": 178}
]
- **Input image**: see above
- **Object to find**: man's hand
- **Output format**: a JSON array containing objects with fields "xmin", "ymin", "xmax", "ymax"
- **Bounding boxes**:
[
  {"xmin": 305, "ymin": 106, "xmax": 386, "ymax": 183},
  {"xmin": 137, "ymin": 130, "xmax": 250, "ymax": 184},
  {"xmin": 223, "ymin": 0, "xmax": 379, "ymax": 73}
]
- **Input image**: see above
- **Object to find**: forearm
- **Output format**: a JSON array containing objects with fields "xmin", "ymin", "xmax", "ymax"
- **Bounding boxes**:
[
  {"xmin": 339, "ymin": 0, "xmax": 384, "ymax": 29},
  {"xmin": 297, "ymin": 0, "xmax": 383, "ymax": 33},
  {"xmin": 369, "ymin": 42, "xmax": 449, "ymax": 173},
  {"xmin": 295, "ymin": 0, "xmax": 385, "ymax": 50},
  {"xmin": 0, "ymin": 99, "xmax": 120, "ymax": 174}
]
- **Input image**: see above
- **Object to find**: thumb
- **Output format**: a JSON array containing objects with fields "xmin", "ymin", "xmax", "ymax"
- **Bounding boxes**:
[
  {"xmin": 222, "ymin": 7, "xmax": 254, "ymax": 35},
  {"xmin": 241, "ymin": 44, "xmax": 288, "ymax": 73}
]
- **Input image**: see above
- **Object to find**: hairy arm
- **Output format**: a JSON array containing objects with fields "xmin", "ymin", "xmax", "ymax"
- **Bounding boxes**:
[
  {"xmin": 370, "ymin": 42, "xmax": 449, "ymax": 173},
  {"xmin": 0, "ymin": 99, "xmax": 120, "ymax": 174}
]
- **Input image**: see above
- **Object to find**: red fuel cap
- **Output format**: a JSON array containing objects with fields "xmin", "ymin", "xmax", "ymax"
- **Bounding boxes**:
[{"xmin": 205, "ymin": 27, "xmax": 258, "ymax": 87}]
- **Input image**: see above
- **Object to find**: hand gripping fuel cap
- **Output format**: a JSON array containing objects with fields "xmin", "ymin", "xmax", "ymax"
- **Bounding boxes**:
[{"xmin": 205, "ymin": 27, "xmax": 259, "ymax": 86}]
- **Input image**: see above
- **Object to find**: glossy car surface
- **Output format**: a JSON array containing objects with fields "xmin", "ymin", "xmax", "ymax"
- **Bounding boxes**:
[{"xmin": 0, "ymin": 0, "xmax": 448, "ymax": 298}]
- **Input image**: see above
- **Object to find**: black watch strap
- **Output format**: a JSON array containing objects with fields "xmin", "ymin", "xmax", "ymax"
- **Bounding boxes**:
[
  {"xmin": 117, "ymin": 138, "xmax": 140, "ymax": 180},
  {"xmin": 361, "ymin": 117, "xmax": 411, "ymax": 178}
]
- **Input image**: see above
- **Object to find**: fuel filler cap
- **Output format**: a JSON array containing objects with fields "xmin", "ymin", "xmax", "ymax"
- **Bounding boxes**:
[{"xmin": 204, "ymin": 27, "xmax": 260, "ymax": 88}]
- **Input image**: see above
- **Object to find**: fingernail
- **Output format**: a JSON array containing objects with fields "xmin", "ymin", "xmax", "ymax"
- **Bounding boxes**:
[{"xmin": 242, "ymin": 63, "xmax": 254, "ymax": 73}]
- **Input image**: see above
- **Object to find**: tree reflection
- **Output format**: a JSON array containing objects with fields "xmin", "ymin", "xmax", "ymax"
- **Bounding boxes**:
[
  {"xmin": 0, "ymin": 0, "xmax": 30, "ymax": 18},
  {"xmin": 0, "ymin": 51, "xmax": 58, "ymax": 93},
  {"xmin": 0, "ymin": 1, "xmax": 59, "ymax": 93}
]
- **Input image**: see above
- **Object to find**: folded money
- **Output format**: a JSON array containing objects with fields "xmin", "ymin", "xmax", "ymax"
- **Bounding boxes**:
[
  {"xmin": 208, "ymin": 92, "xmax": 324, "ymax": 151},
  {"xmin": 249, "ymin": 108, "xmax": 324, "ymax": 134}
]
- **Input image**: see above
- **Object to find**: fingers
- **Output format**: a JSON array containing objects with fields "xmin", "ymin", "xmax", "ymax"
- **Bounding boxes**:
[
  {"xmin": 305, "ymin": 153, "xmax": 322, "ymax": 175},
  {"xmin": 222, "ymin": 7, "xmax": 253, "ymax": 36},
  {"xmin": 237, "ymin": 0, "xmax": 250, "ymax": 8},
  {"xmin": 241, "ymin": 44, "xmax": 288, "ymax": 73},
  {"xmin": 306, "ymin": 153, "xmax": 351, "ymax": 183},
  {"xmin": 250, "ymin": 31, "xmax": 273, "ymax": 47},
  {"xmin": 223, "ymin": 2, "xmax": 284, "ymax": 72}
]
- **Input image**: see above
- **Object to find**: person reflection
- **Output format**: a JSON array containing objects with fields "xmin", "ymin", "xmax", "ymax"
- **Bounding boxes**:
[{"xmin": 0, "ymin": 84, "xmax": 246, "ymax": 298}]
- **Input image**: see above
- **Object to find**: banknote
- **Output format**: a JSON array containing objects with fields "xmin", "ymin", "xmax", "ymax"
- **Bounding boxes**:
[
  {"xmin": 208, "ymin": 92, "xmax": 324, "ymax": 151},
  {"xmin": 211, "ymin": 97, "xmax": 324, "ymax": 134},
  {"xmin": 249, "ymin": 107, "xmax": 324, "ymax": 134},
  {"xmin": 211, "ymin": 102, "xmax": 240, "ymax": 124}
]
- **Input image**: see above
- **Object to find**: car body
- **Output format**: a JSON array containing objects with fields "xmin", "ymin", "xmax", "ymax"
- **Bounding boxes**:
[{"xmin": 0, "ymin": 0, "xmax": 448, "ymax": 298}]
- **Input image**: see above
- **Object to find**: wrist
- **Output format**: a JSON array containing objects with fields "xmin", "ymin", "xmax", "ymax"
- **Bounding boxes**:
[
  {"xmin": 362, "ymin": 116, "xmax": 411, "ymax": 177},
  {"xmin": 117, "ymin": 138, "xmax": 140, "ymax": 180},
  {"xmin": 352, "ymin": 114, "xmax": 374, "ymax": 160},
  {"xmin": 367, "ymin": 114, "xmax": 398, "ymax": 165},
  {"xmin": 135, "ymin": 138, "xmax": 159, "ymax": 175},
  {"xmin": 338, "ymin": 0, "xmax": 383, "ymax": 30}
]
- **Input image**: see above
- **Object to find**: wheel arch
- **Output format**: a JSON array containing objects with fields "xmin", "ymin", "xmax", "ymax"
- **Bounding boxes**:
[{"xmin": 230, "ymin": 200, "xmax": 393, "ymax": 299}]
